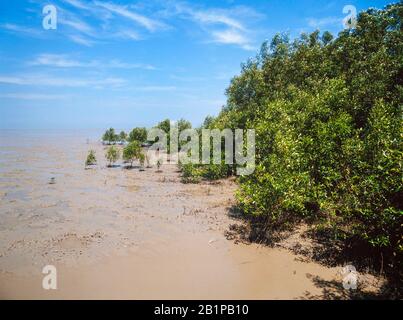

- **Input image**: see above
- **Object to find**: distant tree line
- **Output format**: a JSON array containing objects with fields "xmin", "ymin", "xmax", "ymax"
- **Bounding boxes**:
[
  {"xmin": 102, "ymin": 128, "xmax": 127, "ymax": 145},
  {"xmin": 100, "ymin": 118, "xmax": 193, "ymax": 168}
]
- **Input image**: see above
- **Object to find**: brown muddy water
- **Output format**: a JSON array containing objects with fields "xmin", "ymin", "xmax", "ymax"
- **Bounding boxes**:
[{"xmin": 0, "ymin": 130, "xmax": 378, "ymax": 299}]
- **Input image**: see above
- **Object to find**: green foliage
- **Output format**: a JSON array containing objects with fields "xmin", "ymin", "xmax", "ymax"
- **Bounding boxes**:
[
  {"xmin": 102, "ymin": 128, "xmax": 118, "ymax": 144},
  {"xmin": 156, "ymin": 119, "xmax": 171, "ymax": 134},
  {"xmin": 85, "ymin": 150, "xmax": 97, "ymax": 166},
  {"xmin": 190, "ymin": 3, "xmax": 403, "ymax": 276},
  {"xmin": 119, "ymin": 131, "xmax": 127, "ymax": 142},
  {"xmin": 201, "ymin": 163, "xmax": 229, "ymax": 180},
  {"xmin": 155, "ymin": 118, "xmax": 192, "ymax": 152},
  {"xmin": 128, "ymin": 127, "xmax": 147, "ymax": 143},
  {"xmin": 202, "ymin": 115, "xmax": 215, "ymax": 128},
  {"xmin": 178, "ymin": 161, "xmax": 228, "ymax": 183},
  {"xmin": 176, "ymin": 118, "xmax": 192, "ymax": 132},
  {"xmin": 123, "ymin": 141, "xmax": 142, "ymax": 167},
  {"xmin": 105, "ymin": 146, "xmax": 120, "ymax": 167},
  {"xmin": 138, "ymin": 152, "xmax": 146, "ymax": 169},
  {"xmin": 180, "ymin": 162, "xmax": 202, "ymax": 183}
]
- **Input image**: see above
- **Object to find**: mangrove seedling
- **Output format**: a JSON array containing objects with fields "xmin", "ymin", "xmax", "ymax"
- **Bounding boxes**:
[
  {"xmin": 123, "ymin": 141, "xmax": 141, "ymax": 168},
  {"xmin": 105, "ymin": 145, "xmax": 120, "ymax": 167},
  {"xmin": 139, "ymin": 153, "xmax": 145, "ymax": 171},
  {"xmin": 85, "ymin": 150, "xmax": 97, "ymax": 167}
]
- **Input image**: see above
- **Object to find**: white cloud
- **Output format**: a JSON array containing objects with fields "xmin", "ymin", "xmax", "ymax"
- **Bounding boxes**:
[
  {"xmin": 192, "ymin": 11, "xmax": 245, "ymax": 30},
  {"xmin": 2, "ymin": 1, "xmax": 261, "ymax": 51},
  {"xmin": 307, "ymin": 16, "xmax": 342, "ymax": 28},
  {"xmin": 93, "ymin": 1, "xmax": 166, "ymax": 32},
  {"xmin": 30, "ymin": 54, "xmax": 94, "ymax": 68},
  {"xmin": 211, "ymin": 29, "xmax": 247, "ymax": 45},
  {"xmin": 0, "ymin": 93, "xmax": 70, "ymax": 100},
  {"xmin": 108, "ymin": 59, "xmax": 156, "ymax": 70},
  {"xmin": 133, "ymin": 86, "xmax": 176, "ymax": 92},
  {"xmin": 56, "ymin": 0, "xmax": 167, "ymax": 45},
  {"xmin": 1, "ymin": 8, "xmax": 99, "ymax": 47},
  {"xmin": 62, "ymin": 0, "xmax": 91, "ymax": 11},
  {"xmin": 166, "ymin": 2, "xmax": 261, "ymax": 50},
  {"xmin": 29, "ymin": 54, "xmax": 156, "ymax": 70},
  {"xmin": 112, "ymin": 29, "xmax": 141, "ymax": 41},
  {"xmin": 1, "ymin": 23, "xmax": 42, "ymax": 37},
  {"xmin": 60, "ymin": 17, "xmax": 94, "ymax": 35},
  {"xmin": 0, "ymin": 74, "xmax": 125, "ymax": 88},
  {"xmin": 69, "ymin": 34, "xmax": 95, "ymax": 46},
  {"xmin": 61, "ymin": 0, "xmax": 114, "ymax": 23}
]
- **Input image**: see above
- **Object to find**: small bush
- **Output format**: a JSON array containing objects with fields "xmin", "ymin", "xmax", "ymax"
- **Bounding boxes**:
[
  {"xmin": 105, "ymin": 146, "xmax": 120, "ymax": 167},
  {"xmin": 180, "ymin": 163, "xmax": 202, "ymax": 183},
  {"xmin": 85, "ymin": 150, "xmax": 97, "ymax": 166},
  {"xmin": 123, "ymin": 141, "xmax": 141, "ymax": 167},
  {"xmin": 201, "ymin": 163, "xmax": 229, "ymax": 180}
]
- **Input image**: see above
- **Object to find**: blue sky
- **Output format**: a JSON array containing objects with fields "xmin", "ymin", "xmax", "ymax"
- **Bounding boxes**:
[{"xmin": 0, "ymin": 0, "xmax": 393, "ymax": 130}]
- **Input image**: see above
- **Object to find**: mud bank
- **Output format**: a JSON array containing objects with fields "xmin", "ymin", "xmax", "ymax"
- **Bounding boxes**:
[{"xmin": 0, "ymin": 130, "xmax": 381, "ymax": 299}]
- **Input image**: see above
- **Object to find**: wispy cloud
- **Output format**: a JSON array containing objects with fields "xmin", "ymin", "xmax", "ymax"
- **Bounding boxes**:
[
  {"xmin": 0, "ymin": 74, "xmax": 125, "ymax": 88},
  {"xmin": 191, "ymin": 10, "xmax": 245, "ymax": 30},
  {"xmin": 307, "ymin": 16, "xmax": 342, "ymax": 29},
  {"xmin": 2, "ymin": 1, "xmax": 261, "ymax": 50},
  {"xmin": 30, "ymin": 54, "xmax": 156, "ymax": 70},
  {"xmin": 210, "ymin": 29, "xmax": 255, "ymax": 50},
  {"xmin": 69, "ymin": 34, "xmax": 95, "ymax": 46},
  {"xmin": 93, "ymin": 1, "xmax": 166, "ymax": 32},
  {"xmin": 61, "ymin": 0, "xmax": 113, "ymax": 22},
  {"xmin": 58, "ymin": 0, "xmax": 167, "ymax": 45},
  {"xmin": 112, "ymin": 29, "xmax": 141, "ymax": 41},
  {"xmin": 30, "ymin": 54, "xmax": 96, "ymax": 68},
  {"xmin": 59, "ymin": 17, "xmax": 94, "ymax": 35},
  {"xmin": 62, "ymin": 0, "xmax": 92, "ymax": 11},
  {"xmin": 1, "ymin": 23, "xmax": 43, "ymax": 37},
  {"xmin": 166, "ymin": 2, "xmax": 262, "ymax": 50},
  {"xmin": 0, "ymin": 93, "xmax": 71, "ymax": 100},
  {"xmin": 133, "ymin": 86, "xmax": 176, "ymax": 92},
  {"xmin": 108, "ymin": 59, "xmax": 156, "ymax": 70}
]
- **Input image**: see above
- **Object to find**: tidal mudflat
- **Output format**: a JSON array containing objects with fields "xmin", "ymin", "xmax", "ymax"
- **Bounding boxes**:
[{"xmin": 0, "ymin": 130, "xmax": 380, "ymax": 299}]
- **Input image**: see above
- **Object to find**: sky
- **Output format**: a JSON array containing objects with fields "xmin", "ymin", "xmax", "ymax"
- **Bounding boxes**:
[{"xmin": 0, "ymin": 0, "xmax": 394, "ymax": 130}]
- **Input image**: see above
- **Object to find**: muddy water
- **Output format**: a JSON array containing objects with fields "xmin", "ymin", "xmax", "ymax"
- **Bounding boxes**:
[{"xmin": 0, "ymin": 130, "xmax": 344, "ymax": 299}]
